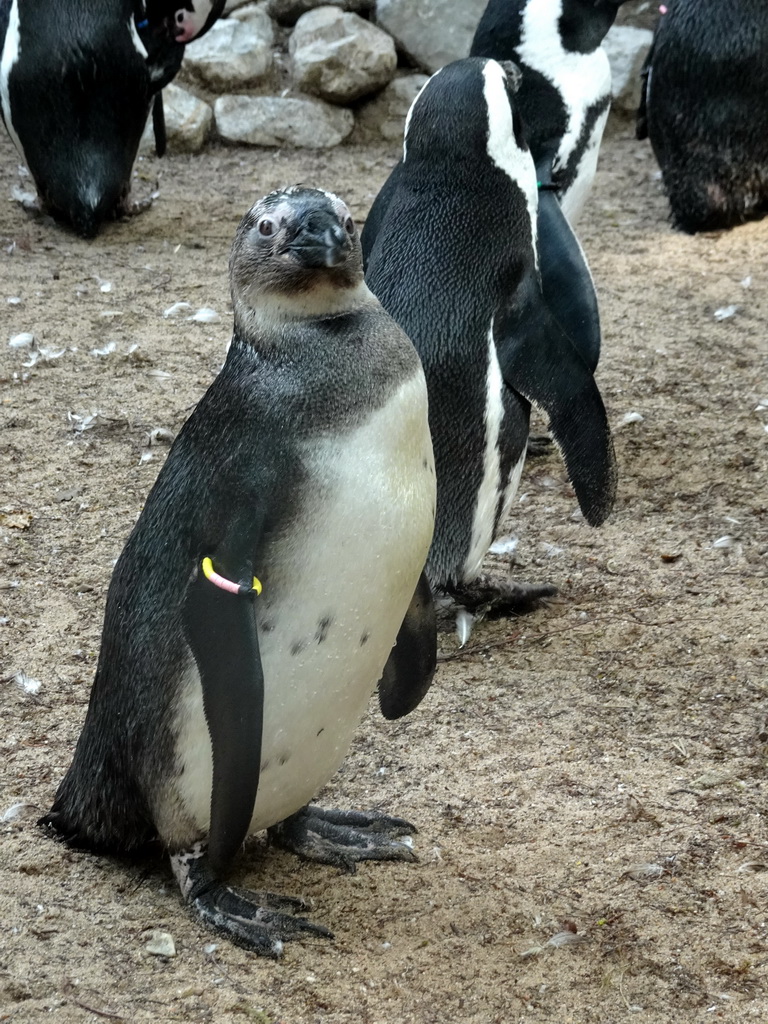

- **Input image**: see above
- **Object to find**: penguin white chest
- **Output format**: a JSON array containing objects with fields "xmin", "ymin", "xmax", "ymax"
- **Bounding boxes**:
[{"xmin": 173, "ymin": 371, "xmax": 435, "ymax": 836}]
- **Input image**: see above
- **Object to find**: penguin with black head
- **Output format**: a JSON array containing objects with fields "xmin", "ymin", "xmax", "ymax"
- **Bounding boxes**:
[
  {"xmin": 363, "ymin": 58, "xmax": 617, "ymax": 615},
  {"xmin": 41, "ymin": 187, "xmax": 437, "ymax": 955},
  {"xmin": 0, "ymin": 0, "xmax": 223, "ymax": 237},
  {"xmin": 637, "ymin": 0, "xmax": 768, "ymax": 233}
]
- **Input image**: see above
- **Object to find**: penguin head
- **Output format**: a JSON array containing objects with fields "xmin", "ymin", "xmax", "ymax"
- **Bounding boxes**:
[
  {"xmin": 229, "ymin": 187, "xmax": 367, "ymax": 325},
  {"xmin": 403, "ymin": 58, "xmax": 530, "ymax": 180},
  {"xmin": 6, "ymin": 2, "xmax": 175, "ymax": 237}
]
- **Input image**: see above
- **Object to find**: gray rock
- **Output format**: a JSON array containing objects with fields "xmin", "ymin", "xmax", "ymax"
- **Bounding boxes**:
[
  {"xmin": 290, "ymin": 7, "xmax": 397, "ymax": 104},
  {"xmin": 183, "ymin": 14, "xmax": 274, "ymax": 90},
  {"xmin": 375, "ymin": 0, "xmax": 487, "ymax": 73},
  {"xmin": 359, "ymin": 72, "xmax": 428, "ymax": 141},
  {"xmin": 268, "ymin": 0, "xmax": 373, "ymax": 26},
  {"xmin": 139, "ymin": 84, "xmax": 213, "ymax": 154},
  {"xmin": 214, "ymin": 94, "xmax": 354, "ymax": 147},
  {"xmin": 604, "ymin": 25, "xmax": 654, "ymax": 113},
  {"xmin": 142, "ymin": 929, "xmax": 176, "ymax": 957}
]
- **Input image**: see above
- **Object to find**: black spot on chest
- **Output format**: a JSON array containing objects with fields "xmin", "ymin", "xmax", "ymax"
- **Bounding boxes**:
[{"xmin": 315, "ymin": 615, "xmax": 334, "ymax": 644}]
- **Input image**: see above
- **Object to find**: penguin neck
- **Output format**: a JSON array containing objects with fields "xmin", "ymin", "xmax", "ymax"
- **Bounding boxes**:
[{"xmin": 233, "ymin": 279, "xmax": 378, "ymax": 336}]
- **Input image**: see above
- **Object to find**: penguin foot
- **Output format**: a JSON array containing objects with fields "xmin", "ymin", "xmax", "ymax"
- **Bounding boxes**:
[
  {"xmin": 118, "ymin": 189, "xmax": 158, "ymax": 221},
  {"xmin": 171, "ymin": 844, "xmax": 332, "ymax": 957},
  {"xmin": 527, "ymin": 433, "xmax": 553, "ymax": 458},
  {"xmin": 269, "ymin": 805, "xmax": 418, "ymax": 873},
  {"xmin": 445, "ymin": 576, "xmax": 558, "ymax": 617}
]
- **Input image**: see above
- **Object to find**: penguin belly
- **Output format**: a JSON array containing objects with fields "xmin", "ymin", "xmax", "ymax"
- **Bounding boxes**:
[{"xmin": 171, "ymin": 372, "xmax": 435, "ymax": 841}]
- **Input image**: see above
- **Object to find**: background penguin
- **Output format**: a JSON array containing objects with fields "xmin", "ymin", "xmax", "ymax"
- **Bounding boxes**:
[
  {"xmin": 470, "ymin": 0, "xmax": 627, "ymax": 373},
  {"xmin": 41, "ymin": 187, "xmax": 437, "ymax": 956},
  {"xmin": 636, "ymin": 0, "xmax": 768, "ymax": 233},
  {"xmin": 363, "ymin": 58, "xmax": 617, "ymax": 614},
  {"xmin": 0, "ymin": 0, "xmax": 223, "ymax": 237},
  {"xmin": 471, "ymin": 0, "xmax": 627, "ymax": 224}
]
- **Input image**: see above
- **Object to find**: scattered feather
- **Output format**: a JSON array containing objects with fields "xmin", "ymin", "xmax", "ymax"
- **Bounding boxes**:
[
  {"xmin": 23, "ymin": 344, "xmax": 66, "ymax": 367},
  {"xmin": 736, "ymin": 861, "xmax": 768, "ymax": 873},
  {"xmin": 617, "ymin": 411, "xmax": 644, "ymax": 428},
  {"xmin": 68, "ymin": 411, "xmax": 102, "ymax": 432},
  {"xmin": 489, "ymin": 535, "xmax": 518, "ymax": 556},
  {"xmin": 7, "ymin": 296, "xmax": 22, "ymax": 305},
  {"xmin": 712, "ymin": 535, "xmax": 735, "ymax": 549},
  {"xmin": 13, "ymin": 671, "xmax": 41, "ymax": 695},
  {"xmin": 139, "ymin": 451, "xmax": 154, "ymax": 465},
  {"xmin": 99, "ymin": 310, "xmax": 123, "ymax": 318},
  {"xmin": 11, "ymin": 184, "xmax": 36, "ymax": 206},
  {"xmin": 541, "ymin": 542, "xmax": 564, "ymax": 558},
  {"xmin": 92, "ymin": 276, "xmax": 113, "ymax": 293},
  {"xmin": 713, "ymin": 304, "xmax": 739, "ymax": 321},
  {"xmin": 741, "ymin": 276, "xmax": 752, "ymax": 289},
  {"xmin": 8, "ymin": 332, "xmax": 34, "ymax": 348},
  {"xmin": 163, "ymin": 301, "xmax": 192, "ymax": 318},
  {"xmin": 145, "ymin": 369, "xmax": 172, "ymax": 379},
  {"xmin": 90, "ymin": 341, "xmax": 117, "ymax": 358},
  {"xmin": 757, "ymin": 398, "xmax": 768, "ymax": 411},
  {"xmin": 520, "ymin": 930, "xmax": 586, "ymax": 958},
  {"xmin": 455, "ymin": 608, "xmax": 475, "ymax": 647},
  {"xmin": 1, "ymin": 802, "xmax": 36, "ymax": 822},
  {"xmin": 187, "ymin": 307, "xmax": 220, "ymax": 324},
  {"xmin": 625, "ymin": 862, "xmax": 664, "ymax": 880}
]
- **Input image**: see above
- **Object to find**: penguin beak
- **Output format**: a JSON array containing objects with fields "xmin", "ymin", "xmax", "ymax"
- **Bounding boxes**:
[{"xmin": 288, "ymin": 209, "xmax": 350, "ymax": 268}]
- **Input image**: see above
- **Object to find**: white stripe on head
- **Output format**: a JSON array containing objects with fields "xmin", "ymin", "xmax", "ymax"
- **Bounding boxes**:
[
  {"xmin": 0, "ymin": 0, "xmax": 24, "ymax": 158},
  {"xmin": 403, "ymin": 67, "xmax": 440, "ymax": 162},
  {"xmin": 518, "ymin": 0, "xmax": 611, "ymax": 181},
  {"xmin": 481, "ymin": 59, "xmax": 538, "ymax": 265}
]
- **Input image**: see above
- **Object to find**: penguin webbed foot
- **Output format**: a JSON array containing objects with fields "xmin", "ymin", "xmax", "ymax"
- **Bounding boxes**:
[
  {"xmin": 118, "ymin": 188, "xmax": 159, "ymax": 221},
  {"xmin": 445, "ymin": 575, "xmax": 558, "ymax": 618},
  {"xmin": 269, "ymin": 805, "xmax": 418, "ymax": 873},
  {"xmin": 171, "ymin": 844, "xmax": 331, "ymax": 957}
]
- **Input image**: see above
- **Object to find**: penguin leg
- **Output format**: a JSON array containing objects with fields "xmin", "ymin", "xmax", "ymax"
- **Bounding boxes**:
[
  {"xmin": 268, "ymin": 806, "xmax": 418, "ymax": 873},
  {"xmin": 171, "ymin": 842, "xmax": 332, "ymax": 957}
]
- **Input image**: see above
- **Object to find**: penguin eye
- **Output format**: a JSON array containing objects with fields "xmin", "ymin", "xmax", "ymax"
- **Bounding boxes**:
[
  {"xmin": 344, "ymin": 216, "xmax": 355, "ymax": 235},
  {"xmin": 258, "ymin": 218, "xmax": 276, "ymax": 237}
]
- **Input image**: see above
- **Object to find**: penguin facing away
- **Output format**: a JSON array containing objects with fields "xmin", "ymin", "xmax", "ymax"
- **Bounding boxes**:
[
  {"xmin": 0, "ymin": 0, "xmax": 223, "ymax": 237},
  {"xmin": 637, "ymin": 0, "xmax": 768, "ymax": 233},
  {"xmin": 363, "ymin": 58, "xmax": 617, "ymax": 611},
  {"xmin": 41, "ymin": 187, "xmax": 438, "ymax": 956}
]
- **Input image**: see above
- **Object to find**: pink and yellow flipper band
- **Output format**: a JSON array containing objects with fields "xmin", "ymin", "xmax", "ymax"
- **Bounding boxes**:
[{"xmin": 201, "ymin": 557, "xmax": 262, "ymax": 596}]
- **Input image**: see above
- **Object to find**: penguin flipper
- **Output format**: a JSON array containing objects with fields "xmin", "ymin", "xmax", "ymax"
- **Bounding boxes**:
[
  {"xmin": 378, "ymin": 571, "xmax": 437, "ymax": 720},
  {"xmin": 537, "ymin": 185, "xmax": 601, "ymax": 373},
  {"xmin": 496, "ymin": 276, "xmax": 618, "ymax": 526},
  {"xmin": 182, "ymin": 550, "xmax": 264, "ymax": 877}
]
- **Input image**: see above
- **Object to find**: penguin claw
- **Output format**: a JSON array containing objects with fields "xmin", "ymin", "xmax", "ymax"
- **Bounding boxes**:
[
  {"xmin": 269, "ymin": 804, "xmax": 419, "ymax": 873},
  {"xmin": 191, "ymin": 882, "xmax": 332, "ymax": 957},
  {"xmin": 170, "ymin": 844, "xmax": 331, "ymax": 956}
]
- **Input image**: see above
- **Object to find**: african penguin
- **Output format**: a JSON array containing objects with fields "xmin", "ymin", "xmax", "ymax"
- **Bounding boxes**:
[
  {"xmin": 41, "ymin": 187, "xmax": 437, "ymax": 956},
  {"xmin": 637, "ymin": 0, "xmax": 768, "ymax": 233},
  {"xmin": 471, "ymin": 0, "xmax": 627, "ymax": 224},
  {"xmin": 363, "ymin": 58, "xmax": 617, "ymax": 613},
  {"xmin": 0, "ymin": 1, "xmax": 222, "ymax": 237}
]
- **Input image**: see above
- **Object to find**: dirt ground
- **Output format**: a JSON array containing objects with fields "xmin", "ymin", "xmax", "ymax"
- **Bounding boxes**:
[{"xmin": 1, "ymin": 112, "xmax": 767, "ymax": 1024}]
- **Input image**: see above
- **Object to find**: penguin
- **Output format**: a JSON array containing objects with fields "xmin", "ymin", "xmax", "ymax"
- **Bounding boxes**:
[
  {"xmin": 636, "ymin": 0, "xmax": 768, "ymax": 233},
  {"xmin": 471, "ymin": 0, "xmax": 627, "ymax": 224},
  {"xmin": 363, "ymin": 59, "xmax": 617, "ymax": 612},
  {"xmin": 41, "ymin": 187, "xmax": 438, "ymax": 956},
  {"xmin": 0, "ymin": 1, "xmax": 223, "ymax": 237}
]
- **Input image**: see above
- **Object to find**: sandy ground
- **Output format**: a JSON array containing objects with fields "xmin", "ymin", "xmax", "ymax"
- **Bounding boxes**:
[{"xmin": 1, "ymin": 115, "xmax": 767, "ymax": 1024}]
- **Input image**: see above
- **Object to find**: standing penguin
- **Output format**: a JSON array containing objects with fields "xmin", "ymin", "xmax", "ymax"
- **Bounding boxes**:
[
  {"xmin": 363, "ymin": 59, "xmax": 617, "ymax": 612},
  {"xmin": 637, "ymin": 0, "xmax": 768, "ymax": 233},
  {"xmin": 41, "ymin": 187, "xmax": 437, "ymax": 956},
  {"xmin": 0, "ymin": 0, "xmax": 223, "ymax": 237}
]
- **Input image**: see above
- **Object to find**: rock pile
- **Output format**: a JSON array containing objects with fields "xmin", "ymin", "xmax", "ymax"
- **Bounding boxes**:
[{"xmin": 142, "ymin": 0, "xmax": 655, "ymax": 154}]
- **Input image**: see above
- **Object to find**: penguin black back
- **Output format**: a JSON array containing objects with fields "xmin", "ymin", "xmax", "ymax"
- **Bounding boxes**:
[{"xmin": 637, "ymin": 0, "xmax": 768, "ymax": 232}]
